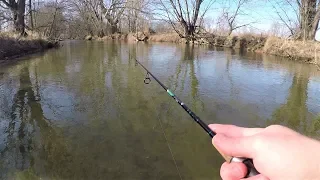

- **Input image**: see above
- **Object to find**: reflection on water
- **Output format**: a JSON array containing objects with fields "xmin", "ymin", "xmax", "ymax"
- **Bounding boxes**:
[
  {"xmin": 0, "ymin": 41, "xmax": 319, "ymax": 179},
  {"xmin": 269, "ymin": 68, "xmax": 320, "ymax": 137},
  {"xmin": 0, "ymin": 65, "xmax": 71, "ymax": 179}
]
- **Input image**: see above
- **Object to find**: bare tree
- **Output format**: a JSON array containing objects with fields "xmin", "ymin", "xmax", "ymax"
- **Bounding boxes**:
[
  {"xmin": 125, "ymin": 0, "xmax": 151, "ymax": 33},
  {"xmin": 126, "ymin": 0, "xmax": 140, "ymax": 32},
  {"xmin": 100, "ymin": 0, "xmax": 126, "ymax": 34},
  {"xmin": 270, "ymin": 0, "xmax": 320, "ymax": 41},
  {"xmin": 268, "ymin": 0, "xmax": 300, "ymax": 37},
  {"xmin": 0, "ymin": 8, "xmax": 8, "ymax": 27},
  {"xmin": 297, "ymin": 0, "xmax": 320, "ymax": 40},
  {"xmin": 28, "ymin": 0, "xmax": 34, "ymax": 29},
  {"xmin": 217, "ymin": 0, "xmax": 253, "ymax": 35},
  {"xmin": 33, "ymin": 0, "xmax": 66, "ymax": 39},
  {"xmin": 157, "ymin": 0, "xmax": 215, "ymax": 41},
  {"xmin": 68, "ymin": 0, "xmax": 127, "ymax": 36},
  {"xmin": 201, "ymin": 16, "xmax": 214, "ymax": 33},
  {"xmin": 269, "ymin": 21, "xmax": 290, "ymax": 37},
  {"xmin": 0, "ymin": 0, "xmax": 27, "ymax": 35},
  {"xmin": 68, "ymin": 0, "xmax": 107, "ymax": 36}
]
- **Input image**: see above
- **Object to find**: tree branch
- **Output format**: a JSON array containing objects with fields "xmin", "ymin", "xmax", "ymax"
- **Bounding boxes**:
[{"xmin": 0, "ymin": 0, "xmax": 11, "ymax": 8}]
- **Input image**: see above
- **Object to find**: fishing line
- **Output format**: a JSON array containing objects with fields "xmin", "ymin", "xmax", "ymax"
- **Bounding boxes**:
[
  {"xmin": 132, "ymin": 54, "xmax": 259, "ymax": 178},
  {"xmin": 155, "ymin": 100, "xmax": 183, "ymax": 180},
  {"xmin": 149, "ymin": 48, "xmax": 183, "ymax": 180},
  {"xmin": 131, "ymin": 48, "xmax": 182, "ymax": 179}
]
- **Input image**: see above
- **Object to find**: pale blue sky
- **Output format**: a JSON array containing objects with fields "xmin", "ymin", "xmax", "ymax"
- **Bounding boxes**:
[
  {"xmin": 153, "ymin": 0, "xmax": 320, "ymax": 39},
  {"xmin": 204, "ymin": 0, "xmax": 288, "ymax": 33},
  {"xmin": 203, "ymin": 0, "xmax": 320, "ymax": 40}
]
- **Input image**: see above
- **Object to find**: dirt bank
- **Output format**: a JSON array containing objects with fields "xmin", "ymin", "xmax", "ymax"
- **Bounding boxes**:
[{"xmin": 0, "ymin": 33, "xmax": 59, "ymax": 64}]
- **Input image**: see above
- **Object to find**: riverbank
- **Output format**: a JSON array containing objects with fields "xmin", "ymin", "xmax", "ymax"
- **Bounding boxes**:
[
  {"xmin": 0, "ymin": 33, "xmax": 59, "ymax": 65},
  {"xmin": 263, "ymin": 37, "xmax": 320, "ymax": 64},
  {"xmin": 89, "ymin": 32, "xmax": 320, "ymax": 65},
  {"xmin": 147, "ymin": 33, "xmax": 320, "ymax": 64}
]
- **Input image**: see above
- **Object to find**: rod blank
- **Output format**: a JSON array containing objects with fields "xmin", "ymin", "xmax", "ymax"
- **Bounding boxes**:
[
  {"xmin": 134, "ymin": 58, "xmax": 216, "ymax": 138},
  {"xmin": 133, "ymin": 57, "xmax": 259, "ymax": 178}
]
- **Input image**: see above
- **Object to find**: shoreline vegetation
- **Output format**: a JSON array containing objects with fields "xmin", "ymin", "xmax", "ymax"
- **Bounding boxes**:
[
  {"xmin": 1, "ymin": 0, "xmax": 320, "ymax": 67},
  {"xmin": 0, "ymin": 32, "xmax": 59, "ymax": 65},
  {"xmin": 88, "ymin": 32, "xmax": 320, "ymax": 66},
  {"xmin": 1, "ymin": 31, "xmax": 319, "ymax": 67}
]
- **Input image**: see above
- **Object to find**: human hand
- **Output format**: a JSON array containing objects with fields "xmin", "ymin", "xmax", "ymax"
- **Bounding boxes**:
[{"xmin": 209, "ymin": 124, "xmax": 320, "ymax": 180}]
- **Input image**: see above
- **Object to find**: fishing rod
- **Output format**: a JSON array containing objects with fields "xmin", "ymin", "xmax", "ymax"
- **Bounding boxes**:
[{"xmin": 133, "ymin": 57, "xmax": 259, "ymax": 178}]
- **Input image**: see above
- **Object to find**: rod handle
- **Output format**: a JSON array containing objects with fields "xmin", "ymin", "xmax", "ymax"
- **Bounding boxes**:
[
  {"xmin": 213, "ymin": 144, "xmax": 260, "ymax": 177},
  {"xmin": 231, "ymin": 157, "xmax": 260, "ymax": 177}
]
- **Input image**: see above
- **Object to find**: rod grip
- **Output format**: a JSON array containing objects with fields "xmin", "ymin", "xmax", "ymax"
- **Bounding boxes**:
[
  {"xmin": 231, "ymin": 157, "xmax": 260, "ymax": 177},
  {"xmin": 213, "ymin": 144, "xmax": 260, "ymax": 177}
]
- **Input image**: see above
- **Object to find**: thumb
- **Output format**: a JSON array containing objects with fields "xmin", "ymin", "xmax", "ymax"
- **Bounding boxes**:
[{"xmin": 212, "ymin": 134, "xmax": 255, "ymax": 159}]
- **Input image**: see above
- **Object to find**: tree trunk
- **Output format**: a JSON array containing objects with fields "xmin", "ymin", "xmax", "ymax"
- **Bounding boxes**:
[
  {"xmin": 310, "ymin": 6, "xmax": 320, "ymax": 40},
  {"xmin": 228, "ymin": 26, "xmax": 232, "ymax": 36},
  {"xmin": 29, "ymin": 0, "xmax": 34, "ymax": 30},
  {"xmin": 98, "ymin": 29, "xmax": 105, "ymax": 37},
  {"xmin": 309, "ymin": 24, "xmax": 318, "ymax": 40},
  {"xmin": 184, "ymin": 25, "xmax": 195, "ymax": 41},
  {"xmin": 13, "ymin": 0, "xmax": 27, "ymax": 36},
  {"xmin": 298, "ymin": 0, "xmax": 317, "ymax": 40},
  {"xmin": 110, "ymin": 23, "xmax": 118, "ymax": 34},
  {"xmin": 128, "ymin": 16, "xmax": 131, "ymax": 32}
]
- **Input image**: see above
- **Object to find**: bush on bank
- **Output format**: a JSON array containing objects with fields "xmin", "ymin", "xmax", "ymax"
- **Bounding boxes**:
[{"xmin": 0, "ymin": 32, "xmax": 59, "ymax": 61}]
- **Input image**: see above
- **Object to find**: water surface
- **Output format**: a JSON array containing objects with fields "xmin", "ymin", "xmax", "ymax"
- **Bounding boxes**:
[{"xmin": 0, "ymin": 41, "xmax": 319, "ymax": 179}]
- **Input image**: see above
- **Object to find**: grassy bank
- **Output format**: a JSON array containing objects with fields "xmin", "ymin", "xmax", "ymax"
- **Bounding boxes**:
[
  {"xmin": 147, "ymin": 34, "xmax": 320, "ymax": 65},
  {"xmin": 93, "ymin": 32, "xmax": 182, "ymax": 43},
  {"xmin": 89, "ymin": 32, "xmax": 320, "ymax": 65},
  {"xmin": 148, "ymin": 33, "xmax": 181, "ymax": 43},
  {"xmin": 149, "ymin": 34, "xmax": 320, "ymax": 65},
  {"xmin": 0, "ymin": 32, "xmax": 58, "ymax": 64},
  {"xmin": 264, "ymin": 37, "xmax": 320, "ymax": 64}
]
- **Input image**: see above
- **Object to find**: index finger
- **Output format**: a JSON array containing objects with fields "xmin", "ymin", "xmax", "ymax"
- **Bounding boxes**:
[{"xmin": 209, "ymin": 124, "xmax": 263, "ymax": 137}]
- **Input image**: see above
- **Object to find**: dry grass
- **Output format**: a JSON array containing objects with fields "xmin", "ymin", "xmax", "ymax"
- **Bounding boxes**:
[
  {"xmin": 264, "ymin": 36, "xmax": 320, "ymax": 64},
  {"xmin": 96, "ymin": 33, "xmax": 128, "ymax": 41},
  {"xmin": 0, "ymin": 31, "xmax": 56, "ymax": 61},
  {"xmin": 236, "ymin": 32, "xmax": 268, "ymax": 39},
  {"xmin": 0, "ymin": 31, "xmax": 46, "ymax": 40},
  {"xmin": 95, "ymin": 31, "xmax": 320, "ymax": 65},
  {"xmin": 148, "ymin": 33, "xmax": 181, "ymax": 43},
  {"xmin": 97, "ymin": 32, "xmax": 182, "ymax": 43}
]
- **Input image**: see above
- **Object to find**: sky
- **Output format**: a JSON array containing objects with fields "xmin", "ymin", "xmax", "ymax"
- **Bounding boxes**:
[
  {"xmin": 152, "ymin": 0, "xmax": 280, "ymax": 34},
  {"xmin": 202, "ymin": 0, "xmax": 320, "ymax": 40},
  {"xmin": 204, "ymin": 0, "xmax": 286, "ymax": 33}
]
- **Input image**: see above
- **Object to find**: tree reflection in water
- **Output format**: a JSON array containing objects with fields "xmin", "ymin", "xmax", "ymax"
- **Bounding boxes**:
[{"xmin": 0, "ymin": 66, "xmax": 71, "ymax": 179}]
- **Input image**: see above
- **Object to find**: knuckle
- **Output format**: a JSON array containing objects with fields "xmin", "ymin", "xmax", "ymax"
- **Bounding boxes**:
[
  {"xmin": 267, "ymin": 124, "xmax": 283, "ymax": 130},
  {"xmin": 251, "ymin": 136, "xmax": 265, "ymax": 151},
  {"xmin": 223, "ymin": 124, "xmax": 237, "ymax": 131}
]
